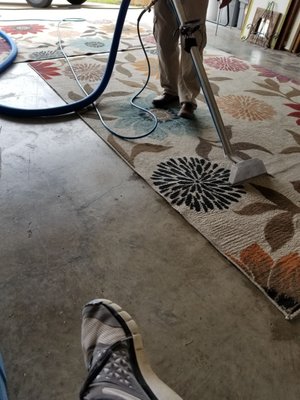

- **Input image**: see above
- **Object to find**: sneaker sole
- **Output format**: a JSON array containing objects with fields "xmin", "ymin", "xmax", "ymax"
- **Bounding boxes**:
[{"xmin": 84, "ymin": 299, "xmax": 183, "ymax": 400}]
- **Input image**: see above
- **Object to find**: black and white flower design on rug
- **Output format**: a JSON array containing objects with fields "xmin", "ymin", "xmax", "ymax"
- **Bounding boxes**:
[{"xmin": 151, "ymin": 157, "xmax": 245, "ymax": 212}]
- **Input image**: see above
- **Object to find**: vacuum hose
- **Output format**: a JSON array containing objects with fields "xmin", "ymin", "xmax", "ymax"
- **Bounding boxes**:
[
  {"xmin": 0, "ymin": 0, "xmax": 131, "ymax": 117},
  {"xmin": 0, "ymin": 30, "xmax": 18, "ymax": 74}
]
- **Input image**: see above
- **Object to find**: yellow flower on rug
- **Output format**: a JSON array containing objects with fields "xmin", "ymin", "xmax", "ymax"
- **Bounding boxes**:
[{"xmin": 217, "ymin": 95, "xmax": 276, "ymax": 121}]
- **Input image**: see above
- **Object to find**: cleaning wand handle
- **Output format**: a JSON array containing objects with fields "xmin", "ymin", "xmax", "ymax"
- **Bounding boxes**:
[{"xmin": 170, "ymin": 0, "xmax": 236, "ymax": 162}]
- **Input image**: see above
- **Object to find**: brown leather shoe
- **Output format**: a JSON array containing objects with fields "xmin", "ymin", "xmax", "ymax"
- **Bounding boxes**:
[
  {"xmin": 152, "ymin": 93, "xmax": 179, "ymax": 108},
  {"xmin": 177, "ymin": 102, "xmax": 196, "ymax": 119}
]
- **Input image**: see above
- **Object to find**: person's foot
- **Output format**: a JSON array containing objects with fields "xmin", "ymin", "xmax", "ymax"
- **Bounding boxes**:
[
  {"xmin": 177, "ymin": 102, "xmax": 196, "ymax": 119},
  {"xmin": 152, "ymin": 93, "xmax": 179, "ymax": 108},
  {"xmin": 80, "ymin": 299, "xmax": 183, "ymax": 400}
]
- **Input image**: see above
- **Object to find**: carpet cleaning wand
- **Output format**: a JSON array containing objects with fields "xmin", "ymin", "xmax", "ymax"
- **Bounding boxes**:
[
  {"xmin": 0, "ymin": 0, "xmax": 267, "ymax": 184},
  {"xmin": 170, "ymin": 0, "xmax": 267, "ymax": 185}
]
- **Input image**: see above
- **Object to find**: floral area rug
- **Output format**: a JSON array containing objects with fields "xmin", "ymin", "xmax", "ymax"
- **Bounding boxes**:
[
  {"xmin": 0, "ymin": 19, "xmax": 154, "ymax": 63},
  {"xmin": 29, "ymin": 48, "xmax": 300, "ymax": 319}
]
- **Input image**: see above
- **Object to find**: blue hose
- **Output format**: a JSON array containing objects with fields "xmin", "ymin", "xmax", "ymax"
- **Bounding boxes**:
[
  {"xmin": 0, "ymin": 0, "xmax": 131, "ymax": 117},
  {"xmin": 0, "ymin": 30, "xmax": 18, "ymax": 74},
  {"xmin": 0, "ymin": 354, "xmax": 8, "ymax": 400}
]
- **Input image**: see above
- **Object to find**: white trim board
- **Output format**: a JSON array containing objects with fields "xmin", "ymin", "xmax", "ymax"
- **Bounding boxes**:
[{"xmin": 284, "ymin": 7, "xmax": 300, "ymax": 50}]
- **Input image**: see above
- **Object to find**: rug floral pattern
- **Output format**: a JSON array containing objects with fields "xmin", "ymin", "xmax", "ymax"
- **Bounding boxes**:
[
  {"xmin": 0, "ymin": 19, "xmax": 154, "ymax": 63},
  {"xmin": 29, "ymin": 48, "xmax": 300, "ymax": 319}
]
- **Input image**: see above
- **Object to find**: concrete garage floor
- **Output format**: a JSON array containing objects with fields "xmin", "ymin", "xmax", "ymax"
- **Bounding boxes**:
[{"xmin": 0, "ymin": 2, "xmax": 300, "ymax": 399}]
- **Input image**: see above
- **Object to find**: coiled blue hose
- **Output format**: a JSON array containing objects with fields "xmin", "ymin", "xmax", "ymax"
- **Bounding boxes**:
[
  {"xmin": 0, "ymin": 0, "xmax": 131, "ymax": 117},
  {"xmin": 0, "ymin": 29, "xmax": 18, "ymax": 74}
]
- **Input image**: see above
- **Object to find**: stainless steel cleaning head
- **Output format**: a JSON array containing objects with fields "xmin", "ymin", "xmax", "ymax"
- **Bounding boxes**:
[{"xmin": 229, "ymin": 158, "xmax": 268, "ymax": 185}]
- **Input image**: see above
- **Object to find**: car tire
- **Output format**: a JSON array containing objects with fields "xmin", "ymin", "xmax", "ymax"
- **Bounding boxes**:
[
  {"xmin": 67, "ymin": 0, "xmax": 87, "ymax": 4},
  {"xmin": 26, "ymin": 0, "xmax": 53, "ymax": 7}
]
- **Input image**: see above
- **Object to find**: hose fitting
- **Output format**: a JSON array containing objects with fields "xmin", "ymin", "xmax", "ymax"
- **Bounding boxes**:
[{"xmin": 145, "ymin": 0, "xmax": 158, "ymax": 12}]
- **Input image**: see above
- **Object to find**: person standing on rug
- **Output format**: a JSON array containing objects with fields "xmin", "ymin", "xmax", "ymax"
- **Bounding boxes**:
[{"xmin": 152, "ymin": 0, "xmax": 209, "ymax": 119}]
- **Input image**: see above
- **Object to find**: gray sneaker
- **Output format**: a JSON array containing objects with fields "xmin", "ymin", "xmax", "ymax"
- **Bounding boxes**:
[{"xmin": 80, "ymin": 299, "xmax": 183, "ymax": 400}]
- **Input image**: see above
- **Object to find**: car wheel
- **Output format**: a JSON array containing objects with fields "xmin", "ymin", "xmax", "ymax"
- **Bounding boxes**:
[
  {"xmin": 67, "ymin": 0, "xmax": 87, "ymax": 4},
  {"xmin": 26, "ymin": 0, "xmax": 53, "ymax": 7}
]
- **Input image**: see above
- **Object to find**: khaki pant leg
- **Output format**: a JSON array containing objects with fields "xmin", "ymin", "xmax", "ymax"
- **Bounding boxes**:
[
  {"xmin": 178, "ymin": 0, "xmax": 209, "ymax": 105},
  {"xmin": 153, "ymin": 0, "xmax": 180, "ymax": 96}
]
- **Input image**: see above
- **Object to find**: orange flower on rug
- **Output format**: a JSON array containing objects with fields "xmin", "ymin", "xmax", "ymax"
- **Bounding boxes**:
[
  {"xmin": 29, "ymin": 48, "xmax": 300, "ymax": 319},
  {"xmin": 228, "ymin": 243, "xmax": 300, "ymax": 317}
]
